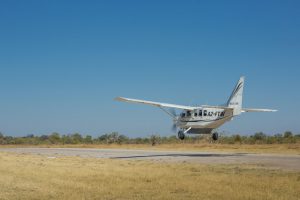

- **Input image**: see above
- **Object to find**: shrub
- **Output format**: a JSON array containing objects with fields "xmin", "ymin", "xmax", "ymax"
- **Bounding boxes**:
[
  {"xmin": 234, "ymin": 134, "xmax": 242, "ymax": 144},
  {"xmin": 283, "ymin": 131, "xmax": 293, "ymax": 138},
  {"xmin": 150, "ymin": 134, "xmax": 160, "ymax": 146}
]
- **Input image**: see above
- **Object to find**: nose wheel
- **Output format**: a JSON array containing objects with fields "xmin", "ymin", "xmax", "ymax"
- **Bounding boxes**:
[
  {"xmin": 212, "ymin": 132, "xmax": 219, "ymax": 141},
  {"xmin": 178, "ymin": 130, "xmax": 185, "ymax": 140}
]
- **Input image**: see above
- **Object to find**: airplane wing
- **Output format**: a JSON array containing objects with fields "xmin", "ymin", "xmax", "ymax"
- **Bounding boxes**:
[
  {"xmin": 115, "ymin": 97, "xmax": 196, "ymax": 110},
  {"xmin": 242, "ymin": 108, "xmax": 278, "ymax": 112},
  {"xmin": 201, "ymin": 105, "xmax": 233, "ymax": 110}
]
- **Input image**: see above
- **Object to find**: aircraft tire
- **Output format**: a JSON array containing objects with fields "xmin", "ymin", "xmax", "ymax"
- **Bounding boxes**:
[
  {"xmin": 212, "ymin": 132, "xmax": 219, "ymax": 141},
  {"xmin": 178, "ymin": 131, "xmax": 185, "ymax": 140}
]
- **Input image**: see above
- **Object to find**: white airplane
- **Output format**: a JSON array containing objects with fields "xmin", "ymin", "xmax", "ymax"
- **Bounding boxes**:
[{"xmin": 115, "ymin": 77, "xmax": 277, "ymax": 140}]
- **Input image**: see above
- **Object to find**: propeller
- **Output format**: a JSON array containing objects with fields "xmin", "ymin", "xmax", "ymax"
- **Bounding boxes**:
[
  {"xmin": 171, "ymin": 123, "xmax": 177, "ymax": 133},
  {"xmin": 169, "ymin": 108, "xmax": 179, "ymax": 133}
]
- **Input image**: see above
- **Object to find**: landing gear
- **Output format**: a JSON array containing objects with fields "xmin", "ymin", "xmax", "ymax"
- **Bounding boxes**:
[
  {"xmin": 212, "ymin": 132, "xmax": 219, "ymax": 141},
  {"xmin": 178, "ymin": 130, "xmax": 185, "ymax": 140}
]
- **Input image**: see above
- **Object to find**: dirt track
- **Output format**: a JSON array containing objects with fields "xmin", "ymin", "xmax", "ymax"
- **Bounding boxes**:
[{"xmin": 1, "ymin": 147, "xmax": 299, "ymax": 171}]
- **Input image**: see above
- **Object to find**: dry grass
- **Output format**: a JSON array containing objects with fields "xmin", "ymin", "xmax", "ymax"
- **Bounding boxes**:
[
  {"xmin": 1, "ymin": 143, "xmax": 300, "ymax": 154},
  {"xmin": 0, "ymin": 152, "xmax": 299, "ymax": 200}
]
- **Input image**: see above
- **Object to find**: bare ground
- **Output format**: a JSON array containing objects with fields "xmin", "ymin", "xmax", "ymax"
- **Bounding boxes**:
[{"xmin": 1, "ymin": 147, "xmax": 299, "ymax": 171}]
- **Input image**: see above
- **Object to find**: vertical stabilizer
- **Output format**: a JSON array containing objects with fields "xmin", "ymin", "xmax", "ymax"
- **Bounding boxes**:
[{"xmin": 227, "ymin": 76, "xmax": 245, "ymax": 115}]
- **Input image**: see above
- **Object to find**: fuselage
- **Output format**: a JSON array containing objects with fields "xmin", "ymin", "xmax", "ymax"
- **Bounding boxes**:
[{"xmin": 177, "ymin": 107, "xmax": 234, "ymax": 133}]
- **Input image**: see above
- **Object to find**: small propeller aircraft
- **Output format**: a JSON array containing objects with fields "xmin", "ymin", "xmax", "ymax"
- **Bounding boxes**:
[{"xmin": 115, "ymin": 77, "xmax": 277, "ymax": 140}]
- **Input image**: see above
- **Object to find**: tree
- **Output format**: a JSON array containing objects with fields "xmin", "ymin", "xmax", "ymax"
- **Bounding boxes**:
[
  {"xmin": 61, "ymin": 135, "xmax": 72, "ymax": 144},
  {"xmin": 4, "ymin": 136, "xmax": 14, "ymax": 144},
  {"xmin": 99, "ymin": 132, "xmax": 124, "ymax": 144},
  {"xmin": 234, "ymin": 134, "xmax": 242, "ymax": 144},
  {"xmin": 0, "ymin": 132, "xmax": 4, "ymax": 144},
  {"xmin": 108, "ymin": 132, "xmax": 119, "ymax": 143},
  {"xmin": 283, "ymin": 131, "xmax": 293, "ymax": 138},
  {"xmin": 84, "ymin": 135, "xmax": 93, "ymax": 144},
  {"xmin": 150, "ymin": 134, "xmax": 160, "ymax": 146},
  {"xmin": 40, "ymin": 135, "xmax": 49, "ymax": 141},
  {"xmin": 98, "ymin": 134, "xmax": 109, "ymax": 143},
  {"xmin": 253, "ymin": 132, "xmax": 266, "ymax": 141},
  {"xmin": 25, "ymin": 134, "xmax": 34, "ymax": 138},
  {"xmin": 117, "ymin": 134, "xmax": 129, "ymax": 144},
  {"xmin": 49, "ymin": 132, "xmax": 61, "ymax": 144},
  {"xmin": 71, "ymin": 133, "xmax": 83, "ymax": 144}
]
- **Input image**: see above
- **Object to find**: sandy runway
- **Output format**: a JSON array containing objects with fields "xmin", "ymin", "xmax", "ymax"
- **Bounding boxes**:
[{"xmin": 1, "ymin": 147, "xmax": 299, "ymax": 171}]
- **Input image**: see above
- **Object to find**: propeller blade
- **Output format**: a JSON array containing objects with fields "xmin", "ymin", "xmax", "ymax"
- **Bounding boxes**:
[{"xmin": 171, "ymin": 123, "xmax": 177, "ymax": 132}]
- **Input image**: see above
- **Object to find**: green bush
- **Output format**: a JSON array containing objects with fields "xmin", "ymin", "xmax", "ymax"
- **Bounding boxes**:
[{"xmin": 0, "ymin": 131, "xmax": 299, "ymax": 145}]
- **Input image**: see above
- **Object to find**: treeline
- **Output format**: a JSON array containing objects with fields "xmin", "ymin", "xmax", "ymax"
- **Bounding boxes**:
[
  {"xmin": 0, "ymin": 131, "xmax": 299, "ymax": 145},
  {"xmin": 218, "ymin": 131, "xmax": 299, "ymax": 144}
]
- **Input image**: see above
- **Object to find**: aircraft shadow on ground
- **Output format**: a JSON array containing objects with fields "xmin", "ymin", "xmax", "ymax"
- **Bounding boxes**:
[{"xmin": 111, "ymin": 153, "xmax": 247, "ymax": 159}]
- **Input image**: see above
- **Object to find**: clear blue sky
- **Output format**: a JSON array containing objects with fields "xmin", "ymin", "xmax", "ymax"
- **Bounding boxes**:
[{"xmin": 0, "ymin": 0, "xmax": 299, "ymax": 137}]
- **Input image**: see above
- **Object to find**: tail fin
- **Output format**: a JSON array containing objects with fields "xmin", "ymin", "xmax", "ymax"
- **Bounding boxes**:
[{"xmin": 227, "ymin": 76, "xmax": 245, "ymax": 115}]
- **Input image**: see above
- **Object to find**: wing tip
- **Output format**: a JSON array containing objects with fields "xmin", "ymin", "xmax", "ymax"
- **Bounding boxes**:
[{"xmin": 114, "ymin": 97, "xmax": 124, "ymax": 101}]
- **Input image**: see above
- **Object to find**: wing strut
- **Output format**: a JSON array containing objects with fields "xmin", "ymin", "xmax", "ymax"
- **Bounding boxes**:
[
  {"xmin": 158, "ymin": 106, "xmax": 176, "ymax": 119},
  {"xmin": 184, "ymin": 127, "xmax": 192, "ymax": 134}
]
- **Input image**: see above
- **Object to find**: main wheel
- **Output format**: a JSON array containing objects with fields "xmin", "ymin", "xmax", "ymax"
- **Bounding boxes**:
[
  {"xmin": 178, "ymin": 131, "xmax": 185, "ymax": 140},
  {"xmin": 212, "ymin": 132, "xmax": 219, "ymax": 141}
]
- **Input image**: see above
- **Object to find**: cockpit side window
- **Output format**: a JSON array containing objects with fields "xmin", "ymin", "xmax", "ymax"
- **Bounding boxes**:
[
  {"xmin": 199, "ymin": 109, "xmax": 202, "ymax": 117},
  {"xmin": 194, "ymin": 112, "xmax": 198, "ymax": 117},
  {"xmin": 181, "ymin": 113, "xmax": 186, "ymax": 118},
  {"xmin": 203, "ymin": 110, "xmax": 207, "ymax": 116},
  {"xmin": 186, "ymin": 111, "xmax": 191, "ymax": 117}
]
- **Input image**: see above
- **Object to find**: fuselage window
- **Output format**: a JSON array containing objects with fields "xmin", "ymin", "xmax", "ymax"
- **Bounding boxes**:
[
  {"xmin": 199, "ymin": 109, "xmax": 202, "ymax": 116},
  {"xmin": 187, "ymin": 111, "xmax": 191, "ymax": 117},
  {"xmin": 194, "ymin": 112, "xmax": 198, "ymax": 117},
  {"xmin": 203, "ymin": 110, "xmax": 207, "ymax": 116}
]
